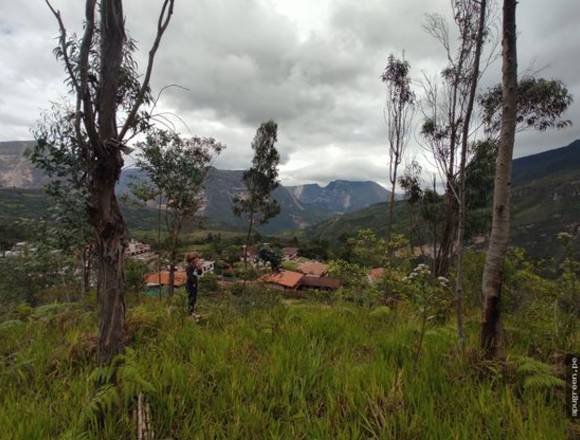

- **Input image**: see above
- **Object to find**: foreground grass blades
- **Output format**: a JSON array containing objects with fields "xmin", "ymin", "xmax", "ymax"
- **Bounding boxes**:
[{"xmin": 0, "ymin": 294, "xmax": 571, "ymax": 439}]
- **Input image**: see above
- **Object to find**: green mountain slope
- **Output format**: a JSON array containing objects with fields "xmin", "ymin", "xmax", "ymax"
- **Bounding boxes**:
[
  {"xmin": 306, "ymin": 139, "xmax": 580, "ymax": 257},
  {"xmin": 0, "ymin": 141, "xmax": 391, "ymax": 234},
  {"xmin": 512, "ymin": 139, "xmax": 580, "ymax": 186}
]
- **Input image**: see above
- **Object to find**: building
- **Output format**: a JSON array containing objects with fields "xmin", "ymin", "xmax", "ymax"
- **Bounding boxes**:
[
  {"xmin": 261, "ymin": 271, "xmax": 304, "ymax": 290},
  {"xmin": 240, "ymin": 245, "xmax": 258, "ymax": 264},
  {"xmin": 298, "ymin": 261, "xmax": 328, "ymax": 277},
  {"xmin": 126, "ymin": 239, "xmax": 152, "ymax": 257},
  {"xmin": 3, "ymin": 241, "xmax": 37, "ymax": 258},
  {"xmin": 144, "ymin": 270, "xmax": 187, "ymax": 288},
  {"xmin": 299, "ymin": 276, "xmax": 341, "ymax": 291},
  {"xmin": 261, "ymin": 270, "xmax": 341, "ymax": 291},
  {"xmin": 200, "ymin": 260, "xmax": 215, "ymax": 276},
  {"xmin": 282, "ymin": 247, "xmax": 299, "ymax": 261}
]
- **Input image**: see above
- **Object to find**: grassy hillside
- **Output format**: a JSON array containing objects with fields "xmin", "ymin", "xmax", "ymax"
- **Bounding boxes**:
[{"xmin": 0, "ymin": 291, "xmax": 573, "ymax": 439}]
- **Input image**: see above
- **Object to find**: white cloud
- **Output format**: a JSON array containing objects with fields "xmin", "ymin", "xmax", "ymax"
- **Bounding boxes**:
[{"xmin": 1, "ymin": 0, "xmax": 578, "ymax": 185}]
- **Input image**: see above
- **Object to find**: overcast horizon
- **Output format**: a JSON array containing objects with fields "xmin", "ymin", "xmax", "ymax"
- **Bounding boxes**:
[{"xmin": 1, "ymin": 0, "xmax": 578, "ymax": 187}]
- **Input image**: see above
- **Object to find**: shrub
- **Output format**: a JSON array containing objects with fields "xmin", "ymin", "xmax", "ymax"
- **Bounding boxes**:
[
  {"xmin": 125, "ymin": 260, "xmax": 150, "ymax": 293},
  {"xmin": 369, "ymin": 305, "xmax": 391, "ymax": 320},
  {"xmin": 199, "ymin": 273, "xmax": 220, "ymax": 292}
]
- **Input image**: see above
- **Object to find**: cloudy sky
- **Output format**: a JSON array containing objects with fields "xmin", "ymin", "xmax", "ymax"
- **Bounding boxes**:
[{"xmin": 1, "ymin": 0, "xmax": 578, "ymax": 187}]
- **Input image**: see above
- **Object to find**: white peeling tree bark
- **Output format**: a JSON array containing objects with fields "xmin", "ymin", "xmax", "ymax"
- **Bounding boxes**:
[{"xmin": 480, "ymin": 0, "xmax": 518, "ymax": 359}]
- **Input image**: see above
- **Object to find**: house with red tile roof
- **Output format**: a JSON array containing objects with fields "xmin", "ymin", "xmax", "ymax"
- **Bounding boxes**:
[
  {"xmin": 144, "ymin": 271, "xmax": 187, "ymax": 287},
  {"xmin": 261, "ymin": 271, "xmax": 304, "ymax": 290}
]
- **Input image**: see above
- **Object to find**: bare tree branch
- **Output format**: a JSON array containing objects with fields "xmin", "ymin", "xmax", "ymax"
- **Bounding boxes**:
[
  {"xmin": 79, "ymin": 0, "xmax": 98, "ymax": 145},
  {"xmin": 44, "ymin": 0, "xmax": 79, "ymax": 92},
  {"xmin": 119, "ymin": 0, "xmax": 175, "ymax": 141}
]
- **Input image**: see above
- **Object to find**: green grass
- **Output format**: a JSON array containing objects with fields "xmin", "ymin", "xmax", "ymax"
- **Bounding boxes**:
[{"xmin": 0, "ymin": 292, "xmax": 573, "ymax": 439}]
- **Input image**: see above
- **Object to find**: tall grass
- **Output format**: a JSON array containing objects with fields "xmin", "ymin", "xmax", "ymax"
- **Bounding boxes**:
[{"xmin": 0, "ymin": 292, "xmax": 571, "ymax": 439}]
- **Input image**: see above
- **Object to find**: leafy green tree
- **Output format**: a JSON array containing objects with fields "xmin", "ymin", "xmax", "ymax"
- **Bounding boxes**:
[
  {"xmin": 463, "ymin": 140, "xmax": 497, "ymax": 238},
  {"xmin": 420, "ymin": 186, "xmax": 445, "ymax": 268},
  {"xmin": 402, "ymin": 263, "xmax": 452, "ymax": 364},
  {"xmin": 233, "ymin": 121, "xmax": 281, "ymax": 265},
  {"xmin": 421, "ymin": 0, "xmax": 494, "ymax": 277},
  {"xmin": 133, "ymin": 129, "xmax": 224, "ymax": 295},
  {"xmin": 257, "ymin": 246, "xmax": 282, "ymax": 272},
  {"xmin": 328, "ymin": 260, "xmax": 368, "ymax": 289},
  {"xmin": 0, "ymin": 233, "xmax": 75, "ymax": 310},
  {"xmin": 381, "ymin": 54, "xmax": 415, "ymax": 241},
  {"xmin": 399, "ymin": 160, "xmax": 424, "ymax": 251},
  {"xmin": 42, "ymin": 0, "xmax": 176, "ymax": 362},
  {"xmin": 299, "ymin": 239, "xmax": 330, "ymax": 261},
  {"xmin": 347, "ymin": 229, "xmax": 388, "ymax": 268},
  {"xmin": 29, "ymin": 105, "xmax": 94, "ymax": 296},
  {"xmin": 479, "ymin": 77, "xmax": 573, "ymax": 135}
]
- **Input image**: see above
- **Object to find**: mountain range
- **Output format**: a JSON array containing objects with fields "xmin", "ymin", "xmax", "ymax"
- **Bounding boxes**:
[
  {"xmin": 306, "ymin": 139, "xmax": 580, "ymax": 257},
  {"xmin": 2, "ymin": 138, "xmax": 579, "ymax": 257},
  {"xmin": 0, "ymin": 140, "xmax": 391, "ymax": 233}
]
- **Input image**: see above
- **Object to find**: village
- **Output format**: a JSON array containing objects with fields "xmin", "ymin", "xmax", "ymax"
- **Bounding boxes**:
[{"xmin": 135, "ymin": 240, "xmax": 387, "ymax": 294}]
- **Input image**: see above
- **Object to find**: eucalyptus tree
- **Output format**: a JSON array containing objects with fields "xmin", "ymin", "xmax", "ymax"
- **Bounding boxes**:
[
  {"xmin": 42, "ymin": 0, "xmax": 176, "ymax": 362},
  {"xmin": 479, "ymin": 21, "xmax": 573, "ymax": 360},
  {"xmin": 480, "ymin": 0, "xmax": 518, "ymax": 359},
  {"xmin": 232, "ymin": 121, "xmax": 281, "ymax": 266},
  {"xmin": 133, "ymin": 129, "xmax": 225, "ymax": 296},
  {"xmin": 420, "ymin": 0, "xmax": 496, "ymax": 276},
  {"xmin": 479, "ymin": 77, "xmax": 573, "ymax": 135},
  {"xmin": 398, "ymin": 160, "xmax": 424, "ymax": 253},
  {"xmin": 454, "ymin": 0, "xmax": 489, "ymax": 351},
  {"xmin": 381, "ymin": 54, "xmax": 415, "ymax": 241}
]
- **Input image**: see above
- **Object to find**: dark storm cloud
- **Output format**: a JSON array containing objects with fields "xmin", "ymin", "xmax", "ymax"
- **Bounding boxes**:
[{"xmin": 1, "ymin": 0, "xmax": 579, "ymax": 185}]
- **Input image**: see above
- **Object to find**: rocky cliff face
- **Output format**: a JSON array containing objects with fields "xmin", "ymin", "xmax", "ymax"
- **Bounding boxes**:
[
  {"xmin": 2, "ymin": 140, "xmax": 391, "ymax": 233},
  {"xmin": 119, "ymin": 168, "xmax": 390, "ymax": 232},
  {"xmin": 0, "ymin": 141, "xmax": 47, "ymax": 188},
  {"xmin": 287, "ymin": 180, "xmax": 390, "ymax": 213}
]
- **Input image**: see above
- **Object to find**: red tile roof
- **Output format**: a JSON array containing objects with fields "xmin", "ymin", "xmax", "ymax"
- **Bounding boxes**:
[
  {"xmin": 262, "ymin": 271, "xmax": 304, "ymax": 289},
  {"xmin": 368, "ymin": 268, "xmax": 385, "ymax": 281},
  {"xmin": 144, "ymin": 271, "xmax": 187, "ymax": 287}
]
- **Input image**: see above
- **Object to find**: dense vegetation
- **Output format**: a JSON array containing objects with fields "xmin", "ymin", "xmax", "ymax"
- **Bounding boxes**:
[{"xmin": 0, "ymin": 247, "xmax": 577, "ymax": 438}]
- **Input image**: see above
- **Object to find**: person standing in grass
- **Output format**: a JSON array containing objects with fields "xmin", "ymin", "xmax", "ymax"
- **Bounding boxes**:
[{"xmin": 185, "ymin": 252, "xmax": 203, "ymax": 316}]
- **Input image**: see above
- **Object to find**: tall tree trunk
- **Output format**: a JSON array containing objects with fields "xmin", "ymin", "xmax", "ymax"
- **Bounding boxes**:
[
  {"xmin": 93, "ymin": 0, "xmax": 127, "ymax": 364},
  {"xmin": 84, "ymin": 245, "xmax": 93, "ymax": 296},
  {"xmin": 388, "ymin": 172, "xmax": 397, "ymax": 242},
  {"xmin": 167, "ymin": 222, "xmax": 181, "ymax": 297},
  {"xmin": 91, "ymin": 174, "xmax": 127, "ymax": 363},
  {"xmin": 167, "ymin": 257, "xmax": 176, "ymax": 296},
  {"xmin": 430, "ymin": 176, "xmax": 439, "ymax": 272},
  {"xmin": 436, "ymin": 188, "xmax": 456, "ymax": 276},
  {"xmin": 79, "ymin": 248, "xmax": 87, "ymax": 297},
  {"xmin": 157, "ymin": 193, "xmax": 163, "ymax": 298},
  {"xmin": 45, "ymin": 0, "xmax": 174, "ymax": 362},
  {"xmin": 244, "ymin": 213, "xmax": 255, "ymax": 269},
  {"xmin": 455, "ymin": 0, "xmax": 488, "ymax": 352},
  {"xmin": 481, "ymin": 0, "xmax": 518, "ymax": 359}
]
